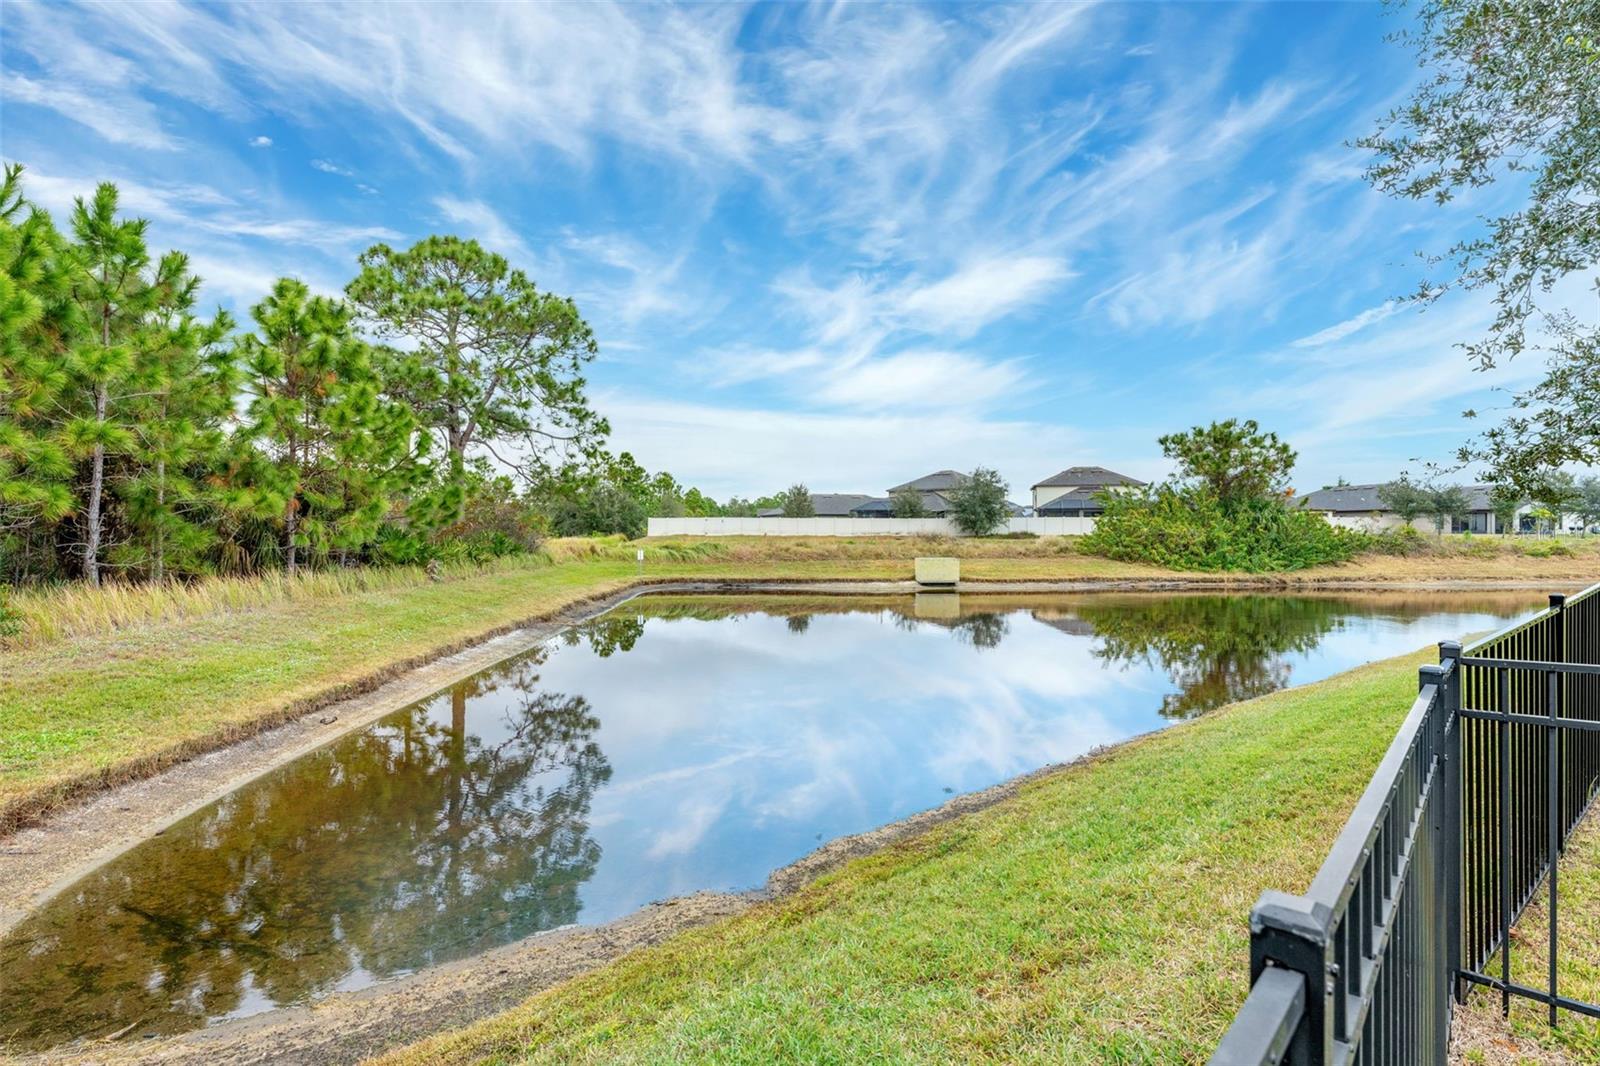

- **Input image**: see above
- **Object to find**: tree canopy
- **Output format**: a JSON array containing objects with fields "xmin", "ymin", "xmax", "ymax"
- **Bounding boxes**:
[
  {"xmin": 890, "ymin": 486, "xmax": 927, "ymax": 518},
  {"xmin": 1158, "ymin": 419, "xmax": 1296, "ymax": 504},
  {"xmin": 0, "ymin": 165, "xmax": 657, "ymax": 586},
  {"xmin": 346, "ymin": 236, "xmax": 607, "ymax": 493},
  {"xmin": 1360, "ymin": 0, "xmax": 1600, "ymax": 482},
  {"xmin": 1377, "ymin": 479, "xmax": 1430, "ymax": 525},
  {"xmin": 778, "ymin": 483, "xmax": 814, "ymax": 517},
  {"xmin": 948, "ymin": 467, "xmax": 1010, "ymax": 535}
]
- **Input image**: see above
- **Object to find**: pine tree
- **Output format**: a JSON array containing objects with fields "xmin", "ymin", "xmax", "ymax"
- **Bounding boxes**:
[
  {"xmin": 117, "ymin": 296, "xmax": 236, "ymax": 581},
  {"xmin": 62, "ymin": 183, "xmax": 189, "ymax": 585},
  {"xmin": 235, "ymin": 279, "xmax": 420, "ymax": 574},
  {"xmin": 0, "ymin": 165, "xmax": 76, "ymax": 576},
  {"xmin": 346, "ymin": 236, "xmax": 606, "ymax": 499}
]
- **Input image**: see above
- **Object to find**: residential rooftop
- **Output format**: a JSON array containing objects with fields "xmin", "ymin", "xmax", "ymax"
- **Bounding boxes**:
[
  {"xmin": 1298, "ymin": 483, "xmax": 1503, "ymax": 513},
  {"xmin": 888, "ymin": 470, "xmax": 969, "ymax": 493},
  {"xmin": 1031, "ymin": 466, "xmax": 1145, "ymax": 490}
]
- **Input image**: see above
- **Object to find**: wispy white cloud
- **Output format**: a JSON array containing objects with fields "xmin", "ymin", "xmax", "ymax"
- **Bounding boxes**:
[
  {"xmin": 564, "ymin": 231, "xmax": 698, "ymax": 323},
  {"xmin": 249, "ymin": 135, "xmax": 272, "ymax": 148},
  {"xmin": 815, "ymin": 350, "xmax": 1027, "ymax": 411},
  {"xmin": 310, "ymin": 158, "xmax": 353, "ymax": 177},
  {"xmin": 897, "ymin": 256, "xmax": 1072, "ymax": 336},
  {"xmin": 1101, "ymin": 236, "xmax": 1279, "ymax": 330},
  {"xmin": 432, "ymin": 196, "xmax": 538, "ymax": 270},
  {"xmin": 1238, "ymin": 294, "xmax": 1547, "ymax": 460},
  {"xmin": 22, "ymin": 166, "xmax": 400, "ymax": 255},
  {"xmin": 1, "ymin": 73, "xmax": 176, "ymax": 149},
  {"xmin": 1290, "ymin": 300, "xmax": 1403, "ymax": 348},
  {"xmin": 8, "ymin": 1, "xmax": 800, "ymax": 168}
]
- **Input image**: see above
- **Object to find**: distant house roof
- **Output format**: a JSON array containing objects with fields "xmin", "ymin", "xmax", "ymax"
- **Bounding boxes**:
[
  {"xmin": 1298, "ymin": 483, "xmax": 1506, "ymax": 514},
  {"xmin": 888, "ymin": 469, "xmax": 970, "ymax": 493},
  {"xmin": 855, "ymin": 488, "xmax": 1025, "ymax": 518},
  {"xmin": 1297, "ymin": 484, "xmax": 1391, "ymax": 513},
  {"xmin": 1031, "ymin": 613, "xmax": 1097, "ymax": 637},
  {"xmin": 852, "ymin": 492, "xmax": 951, "ymax": 515},
  {"xmin": 810, "ymin": 493, "xmax": 877, "ymax": 516},
  {"xmin": 1032, "ymin": 466, "xmax": 1145, "ymax": 490},
  {"xmin": 760, "ymin": 493, "xmax": 876, "ymax": 518},
  {"xmin": 1037, "ymin": 487, "xmax": 1110, "ymax": 514}
]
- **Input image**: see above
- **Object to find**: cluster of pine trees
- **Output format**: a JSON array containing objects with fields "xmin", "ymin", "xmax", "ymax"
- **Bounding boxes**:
[{"xmin": 0, "ymin": 165, "xmax": 605, "ymax": 587}]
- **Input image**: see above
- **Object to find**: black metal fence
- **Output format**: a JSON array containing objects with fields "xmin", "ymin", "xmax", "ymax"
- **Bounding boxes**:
[{"xmin": 1210, "ymin": 583, "xmax": 1600, "ymax": 1065}]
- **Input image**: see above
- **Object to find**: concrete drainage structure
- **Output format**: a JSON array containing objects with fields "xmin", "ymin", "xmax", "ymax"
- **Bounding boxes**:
[{"xmin": 914, "ymin": 557, "xmax": 959, "ymax": 587}]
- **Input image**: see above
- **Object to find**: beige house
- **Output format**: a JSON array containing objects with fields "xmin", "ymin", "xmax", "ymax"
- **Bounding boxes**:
[{"xmin": 1030, "ymin": 466, "xmax": 1145, "ymax": 513}]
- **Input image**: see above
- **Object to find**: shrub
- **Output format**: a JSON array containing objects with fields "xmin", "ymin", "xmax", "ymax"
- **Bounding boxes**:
[
  {"xmin": 545, "ymin": 484, "xmax": 648, "ymax": 539},
  {"xmin": 1521, "ymin": 540, "xmax": 1574, "ymax": 558},
  {"xmin": 1082, "ymin": 486, "xmax": 1368, "ymax": 572},
  {"xmin": 778, "ymin": 483, "xmax": 815, "ymax": 517},
  {"xmin": 890, "ymin": 486, "xmax": 927, "ymax": 518},
  {"xmin": 1368, "ymin": 525, "xmax": 1427, "ymax": 556}
]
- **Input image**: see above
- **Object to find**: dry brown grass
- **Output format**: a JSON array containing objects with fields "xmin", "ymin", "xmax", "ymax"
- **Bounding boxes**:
[{"xmin": 2, "ymin": 555, "xmax": 552, "ymax": 651}]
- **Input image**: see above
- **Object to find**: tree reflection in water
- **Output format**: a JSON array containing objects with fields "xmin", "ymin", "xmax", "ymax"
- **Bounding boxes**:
[
  {"xmin": 890, "ymin": 609, "xmax": 1010, "ymax": 649},
  {"xmin": 0, "ymin": 652, "xmax": 609, "ymax": 1047},
  {"xmin": 1066, "ymin": 595, "xmax": 1344, "ymax": 718}
]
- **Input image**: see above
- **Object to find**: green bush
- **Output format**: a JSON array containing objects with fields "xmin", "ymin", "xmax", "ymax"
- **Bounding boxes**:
[
  {"xmin": 1521, "ymin": 540, "xmax": 1574, "ymax": 558},
  {"xmin": 1367, "ymin": 525, "xmax": 1427, "ymax": 556},
  {"xmin": 1081, "ymin": 486, "xmax": 1368, "ymax": 572}
]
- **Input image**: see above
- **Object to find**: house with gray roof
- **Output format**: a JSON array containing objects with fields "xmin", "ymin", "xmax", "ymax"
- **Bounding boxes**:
[
  {"xmin": 851, "ymin": 470, "xmax": 1024, "ymax": 519},
  {"xmin": 1297, "ymin": 483, "xmax": 1529, "ymax": 534},
  {"xmin": 1031, "ymin": 466, "xmax": 1146, "ymax": 513},
  {"xmin": 757, "ymin": 493, "xmax": 877, "ymax": 518}
]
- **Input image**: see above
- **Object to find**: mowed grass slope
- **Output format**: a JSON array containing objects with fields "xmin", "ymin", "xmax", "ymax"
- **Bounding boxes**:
[{"xmin": 375, "ymin": 650, "xmax": 1439, "ymax": 1066}]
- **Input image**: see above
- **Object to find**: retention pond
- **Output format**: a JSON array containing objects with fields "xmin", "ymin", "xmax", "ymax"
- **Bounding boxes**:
[{"xmin": 0, "ymin": 590, "xmax": 1543, "ymax": 1049}]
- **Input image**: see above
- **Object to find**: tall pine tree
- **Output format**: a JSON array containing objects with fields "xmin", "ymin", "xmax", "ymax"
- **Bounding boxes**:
[
  {"xmin": 346, "ymin": 236, "xmax": 606, "ymax": 503},
  {"xmin": 63, "ymin": 184, "xmax": 196, "ymax": 585},
  {"xmin": 235, "ymin": 278, "xmax": 420, "ymax": 574},
  {"xmin": 0, "ymin": 165, "xmax": 76, "ymax": 580},
  {"xmin": 117, "ymin": 295, "xmax": 236, "ymax": 581}
]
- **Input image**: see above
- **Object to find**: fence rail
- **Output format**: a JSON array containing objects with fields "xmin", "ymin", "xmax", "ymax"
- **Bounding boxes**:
[{"xmin": 1211, "ymin": 582, "xmax": 1600, "ymax": 1065}]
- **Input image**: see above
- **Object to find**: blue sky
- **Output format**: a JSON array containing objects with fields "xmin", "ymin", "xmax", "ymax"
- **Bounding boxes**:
[{"xmin": 0, "ymin": 1, "xmax": 1544, "ymax": 500}]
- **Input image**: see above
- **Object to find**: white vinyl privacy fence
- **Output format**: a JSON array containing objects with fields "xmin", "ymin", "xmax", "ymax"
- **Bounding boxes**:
[{"xmin": 645, "ymin": 516, "xmax": 1096, "ymax": 537}]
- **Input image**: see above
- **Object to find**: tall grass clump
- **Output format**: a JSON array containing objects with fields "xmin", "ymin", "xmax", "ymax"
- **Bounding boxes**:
[
  {"xmin": 1083, "ymin": 486, "xmax": 1369, "ymax": 573},
  {"xmin": 2, "ymin": 555, "xmax": 552, "ymax": 651}
]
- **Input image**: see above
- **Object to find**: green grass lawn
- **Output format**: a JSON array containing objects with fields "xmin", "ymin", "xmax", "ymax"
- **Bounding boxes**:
[{"xmin": 372, "ymin": 649, "xmax": 1440, "ymax": 1066}]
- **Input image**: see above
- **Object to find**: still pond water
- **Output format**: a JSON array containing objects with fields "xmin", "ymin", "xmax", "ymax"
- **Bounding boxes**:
[{"xmin": 0, "ymin": 591, "xmax": 1542, "ymax": 1048}]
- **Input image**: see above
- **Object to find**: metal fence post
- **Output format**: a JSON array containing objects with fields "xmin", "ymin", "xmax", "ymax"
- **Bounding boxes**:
[
  {"xmin": 1249, "ymin": 892, "xmax": 1331, "ymax": 1065},
  {"xmin": 1436, "ymin": 645, "xmax": 1463, "ymax": 1009}
]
